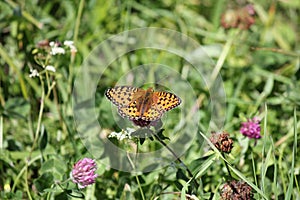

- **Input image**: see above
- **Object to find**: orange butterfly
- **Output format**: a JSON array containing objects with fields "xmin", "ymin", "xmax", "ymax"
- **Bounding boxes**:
[{"xmin": 105, "ymin": 86, "xmax": 181, "ymax": 122}]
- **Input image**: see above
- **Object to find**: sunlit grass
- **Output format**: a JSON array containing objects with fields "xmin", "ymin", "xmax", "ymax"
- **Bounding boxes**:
[{"xmin": 0, "ymin": 0, "xmax": 299, "ymax": 199}]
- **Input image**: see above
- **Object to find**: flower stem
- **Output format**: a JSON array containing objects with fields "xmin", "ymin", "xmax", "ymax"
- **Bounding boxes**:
[
  {"xmin": 23, "ymin": 75, "xmax": 45, "ymax": 198},
  {"xmin": 135, "ymin": 174, "xmax": 146, "ymax": 200},
  {"xmin": 127, "ymin": 152, "xmax": 146, "ymax": 200},
  {"xmin": 12, "ymin": 155, "xmax": 42, "ymax": 192},
  {"xmin": 73, "ymin": 0, "xmax": 85, "ymax": 44},
  {"xmin": 222, "ymin": 152, "xmax": 232, "ymax": 178},
  {"xmin": 29, "ymin": 75, "xmax": 45, "ymax": 156},
  {"xmin": 24, "ymin": 159, "xmax": 33, "ymax": 200},
  {"xmin": 153, "ymin": 134, "xmax": 199, "ymax": 188}
]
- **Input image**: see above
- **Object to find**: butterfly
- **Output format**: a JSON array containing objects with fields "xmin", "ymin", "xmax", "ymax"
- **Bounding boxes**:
[{"xmin": 105, "ymin": 86, "xmax": 181, "ymax": 122}]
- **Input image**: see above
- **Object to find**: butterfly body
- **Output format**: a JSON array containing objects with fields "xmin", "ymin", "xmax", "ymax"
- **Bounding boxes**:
[
  {"xmin": 105, "ymin": 86, "xmax": 181, "ymax": 122},
  {"xmin": 132, "ymin": 88, "xmax": 157, "ymax": 117}
]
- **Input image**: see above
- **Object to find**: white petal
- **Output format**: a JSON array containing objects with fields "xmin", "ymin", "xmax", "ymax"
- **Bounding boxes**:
[
  {"xmin": 49, "ymin": 41, "xmax": 55, "ymax": 47},
  {"xmin": 45, "ymin": 65, "xmax": 56, "ymax": 72},
  {"xmin": 29, "ymin": 69, "xmax": 39, "ymax": 78},
  {"xmin": 51, "ymin": 47, "xmax": 65, "ymax": 55},
  {"xmin": 64, "ymin": 40, "xmax": 74, "ymax": 46}
]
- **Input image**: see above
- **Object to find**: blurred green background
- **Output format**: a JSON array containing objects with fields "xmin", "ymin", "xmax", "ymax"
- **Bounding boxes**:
[{"xmin": 0, "ymin": 0, "xmax": 299, "ymax": 199}]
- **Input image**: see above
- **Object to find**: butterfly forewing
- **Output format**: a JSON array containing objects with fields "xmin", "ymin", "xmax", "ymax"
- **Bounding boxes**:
[
  {"xmin": 154, "ymin": 91, "xmax": 181, "ymax": 112},
  {"xmin": 105, "ymin": 86, "xmax": 140, "ymax": 107}
]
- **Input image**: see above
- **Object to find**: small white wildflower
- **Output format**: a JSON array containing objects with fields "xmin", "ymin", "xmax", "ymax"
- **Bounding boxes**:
[
  {"xmin": 70, "ymin": 45, "xmax": 77, "ymax": 53},
  {"xmin": 108, "ymin": 132, "xmax": 118, "ymax": 138},
  {"xmin": 108, "ymin": 128, "xmax": 135, "ymax": 141},
  {"xmin": 49, "ymin": 41, "xmax": 65, "ymax": 55},
  {"xmin": 50, "ymin": 46, "xmax": 65, "ymax": 55},
  {"xmin": 29, "ymin": 69, "xmax": 39, "ymax": 78},
  {"xmin": 49, "ymin": 41, "xmax": 55, "ymax": 47},
  {"xmin": 125, "ymin": 128, "xmax": 135, "ymax": 139},
  {"xmin": 45, "ymin": 65, "xmax": 56, "ymax": 72},
  {"xmin": 119, "ymin": 134, "xmax": 126, "ymax": 141},
  {"xmin": 64, "ymin": 40, "xmax": 74, "ymax": 46},
  {"xmin": 108, "ymin": 131, "xmax": 124, "ymax": 141},
  {"xmin": 64, "ymin": 40, "xmax": 77, "ymax": 53}
]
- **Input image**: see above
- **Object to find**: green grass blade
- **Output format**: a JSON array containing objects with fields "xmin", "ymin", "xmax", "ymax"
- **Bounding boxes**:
[
  {"xmin": 285, "ymin": 107, "xmax": 297, "ymax": 200},
  {"xmin": 261, "ymin": 103, "xmax": 268, "ymax": 193},
  {"xmin": 270, "ymin": 137, "xmax": 278, "ymax": 200},
  {"xmin": 195, "ymin": 154, "xmax": 217, "ymax": 179}
]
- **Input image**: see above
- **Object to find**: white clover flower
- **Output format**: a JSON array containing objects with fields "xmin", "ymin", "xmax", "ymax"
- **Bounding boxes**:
[
  {"xmin": 108, "ymin": 128, "xmax": 135, "ymax": 141},
  {"xmin": 29, "ymin": 69, "xmax": 39, "ymax": 78},
  {"xmin": 45, "ymin": 65, "xmax": 56, "ymax": 72}
]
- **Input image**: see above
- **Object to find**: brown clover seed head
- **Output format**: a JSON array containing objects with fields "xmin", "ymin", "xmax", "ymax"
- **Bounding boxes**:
[
  {"xmin": 36, "ymin": 39, "xmax": 50, "ymax": 49},
  {"xmin": 221, "ymin": 9, "xmax": 239, "ymax": 29},
  {"xmin": 220, "ymin": 4, "xmax": 255, "ymax": 30},
  {"xmin": 221, "ymin": 180, "xmax": 253, "ymax": 200},
  {"xmin": 210, "ymin": 131, "xmax": 233, "ymax": 153}
]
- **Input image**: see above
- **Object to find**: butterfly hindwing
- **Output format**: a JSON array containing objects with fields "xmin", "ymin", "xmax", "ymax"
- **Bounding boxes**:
[
  {"xmin": 117, "ymin": 101, "xmax": 141, "ymax": 120},
  {"xmin": 139, "ymin": 106, "xmax": 163, "ymax": 121}
]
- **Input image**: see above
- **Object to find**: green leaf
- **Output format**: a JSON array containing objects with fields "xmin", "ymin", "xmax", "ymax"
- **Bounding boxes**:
[
  {"xmin": 40, "ymin": 158, "xmax": 67, "ymax": 180},
  {"xmin": 39, "ymin": 125, "xmax": 48, "ymax": 151},
  {"xmin": 156, "ymin": 129, "xmax": 169, "ymax": 141},
  {"xmin": 0, "ymin": 190, "xmax": 23, "ymax": 199},
  {"xmin": 33, "ymin": 172, "xmax": 54, "ymax": 193},
  {"xmin": 181, "ymin": 186, "xmax": 186, "ymax": 200},
  {"xmin": 1, "ymin": 98, "xmax": 30, "ymax": 119}
]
